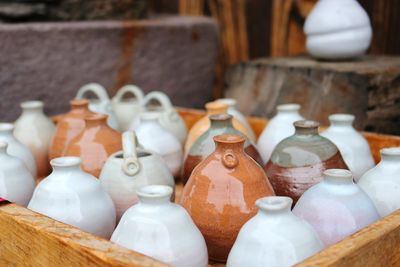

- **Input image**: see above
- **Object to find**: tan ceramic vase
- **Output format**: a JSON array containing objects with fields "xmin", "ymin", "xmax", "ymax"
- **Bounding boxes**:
[
  {"xmin": 184, "ymin": 101, "xmax": 250, "ymax": 154},
  {"xmin": 180, "ymin": 134, "xmax": 275, "ymax": 262},
  {"xmin": 65, "ymin": 114, "xmax": 122, "ymax": 177},
  {"xmin": 49, "ymin": 100, "xmax": 95, "ymax": 160}
]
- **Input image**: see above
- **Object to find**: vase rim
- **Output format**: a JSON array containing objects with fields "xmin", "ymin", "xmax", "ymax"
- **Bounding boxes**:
[
  {"xmin": 50, "ymin": 156, "xmax": 82, "ymax": 167},
  {"xmin": 136, "ymin": 185, "xmax": 173, "ymax": 199},
  {"xmin": 213, "ymin": 134, "xmax": 245, "ymax": 144},
  {"xmin": 256, "ymin": 196, "xmax": 292, "ymax": 212},
  {"xmin": 85, "ymin": 113, "xmax": 108, "ymax": 122},
  {"xmin": 21, "ymin": 100, "xmax": 43, "ymax": 109},
  {"xmin": 217, "ymin": 98, "xmax": 237, "ymax": 107},
  {"xmin": 209, "ymin": 113, "xmax": 233, "ymax": 121},
  {"xmin": 381, "ymin": 147, "xmax": 400, "ymax": 157},
  {"xmin": 205, "ymin": 101, "xmax": 228, "ymax": 112},
  {"xmin": 324, "ymin": 169, "xmax": 353, "ymax": 180},
  {"xmin": 0, "ymin": 123, "xmax": 14, "ymax": 132},
  {"xmin": 70, "ymin": 99, "xmax": 89, "ymax": 108},
  {"xmin": 329, "ymin": 113, "xmax": 355, "ymax": 122},
  {"xmin": 294, "ymin": 120, "xmax": 319, "ymax": 129},
  {"xmin": 277, "ymin": 103, "xmax": 301, "ymax": 111}
]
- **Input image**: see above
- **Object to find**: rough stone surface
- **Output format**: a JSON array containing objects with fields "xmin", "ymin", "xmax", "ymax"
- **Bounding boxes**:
[{"xmin": 0, "ymin": 16, "xmax": 218, "ymax": 121}]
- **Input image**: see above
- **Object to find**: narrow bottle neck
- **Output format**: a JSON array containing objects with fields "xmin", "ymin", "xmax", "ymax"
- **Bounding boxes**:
[
  {"xmin": 137, "ymin": 185, "xmax": 172, "ymax": 206},
  {"xmin": 209, "ymin": 116, "xmax": 234, "ymax": 130},
  {"xmin": 380, "ymin": 148, "xmax": 400, "ymax": 166},
  {"xmin": 0, "ymin": 124, "xmax": 14, "ymax": 138},
  {"xmin": 257, "ymin": 196, "xmax": 293, "ymax": 216},
  {"xmin": 295, "ymin": 127, "xmax": 318, "ymax": 136},
  {"xmin": 214, "ymin": 136, "xmax": 245, "ymax": 154},
  {"xmin": 323, "ymin": 169, "xmax": 354, "ymax": 185},
  {"xmin": 50, "ymin": 157, "xmax": 83, "ymax": 176}
]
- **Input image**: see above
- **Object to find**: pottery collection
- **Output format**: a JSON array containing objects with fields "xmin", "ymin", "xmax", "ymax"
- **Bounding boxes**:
[
  {"xmin": 100, "ymin": 131, "xmax": 175, "ymax": 220},
  {"xmin": 264, "ymin": 120, "xmax": 348, "ymax": 204},
  {"xmin": 227, "ymin": 196, "xmax": 323, "ymax": 267},
  {"xmin": 293, "ymin": 169, "xmax": 380, "ymax": 247},
  {"xmin": 14, "ymin": 101, "xmax": 55, "ymax": 177},
  {"xmin": 111, "ymin": 185, "xmax": 208, "ymax": 267},
  {"xmin": 258, "ymin": 104, "xmax": 304, "ymax": 164},
  {"xmin": 321, "ymin": 113, "xmax": 375, "ymax": 181},
  {"xmin": 28, "ymin": 157, "xmax": 116, "ymax": 238},
  {"xmin": 358, "ymin": 147, "xmax": 400, "ymax": 217},
  {"xmin": 181, "ymin": 134, "xmax": 275, "ymax": 262}
]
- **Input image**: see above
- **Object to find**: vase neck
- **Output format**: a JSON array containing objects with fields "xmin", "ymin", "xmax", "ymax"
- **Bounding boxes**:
[
  {"xmin": 323, "ymin": 169, "xmax": 354, "ymax": 184},
  {"xmin": 137, "ymin": 185, "xmax": 173, "ymax": 205},
  {"xmin": 257, "ymin": 196, "xmax": 293, "ymax": 216},
  {"xmin": 21, "ymin": 101, "xmax": 44, "ymax": 116},
  {"xmin": 50, "ymin": 157, "xmax": 82, "ymax": 174},
  {"xmin": 214, "ymin": 134, "xmax": 245, "ymax": 154},
  {"xmin": 294, "ymin": 120, "xmax": 319, "ymax": 136},
  {"xmin": 0, "ymin": 123, "xmax": 14, "ymax": 138},
  {"xmin": 217, "ymin": 98, "xmax": 237, "ymax": 109},
  {"xmin": 84, "ymin": 114, "xmax": 108, "ymax": 127},
  {"xmin": 276, "ymin": 103, "xmax": 301, "ymax": 117},
  {"xmin": 205, "ymin": 101, "xmax": 228, "ymax": 115},
  {"xmin": 328, "ymin": 114, "xmax": 355, "ymax": 129},
  {"xmin": 70, "ymin": 99, "xmax": 90, "ymax": 113},
  {"xmin": 209, "ymin": 114, "xmax": 234, "ymax": 130},
  {"xmin": 380, "ymin": 148, "xmax": 400, "ymax": 166}
]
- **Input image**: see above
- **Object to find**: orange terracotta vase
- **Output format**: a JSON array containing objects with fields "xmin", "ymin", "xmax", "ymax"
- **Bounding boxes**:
[
  {"xmin": 49, "ymin": 99, "xmax": 95, "ymax": 160},
  {"xmin": 65, "ymin": 114, "xmax": 122, "ymax": 177},
  {"xmin": 184, "ymin": 101, "xmax": 250, "ymax": 154},
  {"xmin": 180, "ymin": 134, "xmax": 275, "ymax": 262}
]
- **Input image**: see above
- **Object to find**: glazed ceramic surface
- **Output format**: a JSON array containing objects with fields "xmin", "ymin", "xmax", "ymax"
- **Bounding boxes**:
[
  {"xmin": 0, "ymin": 123, "xmax": 36, "ymax": 177},
  {"xmin": 182, "ymin": 114, "xmax": 262, "ymax": 184},
  {"xmin": 227, "ymin": 196, "xmax": 323, "ymax": 267},
  {"xmin": 111, "ymin": 185, "xmax": 208, "ymax": 267},
  {"xmin": 76, "ymin": 83, "xmax": 119, "ymax": 130},
  {"xmin": 258, "ymin": 104, "xmax": 304, "ymax": 164},
  {"xmin": 304, "ymin": 0, "xmax": 372, "ymax": 59},
  {"xmin": 49, "ymin": 99, "xmax": 95, "ymax": 159},
  {"xmin": 265, "ymin": 120, "xmax": 348, "ymax": 204},
  {"xmin": 14, "ymin": 101, "xmax": 55, "ymax": 177},
  {"xmin": 321, "ymin": 114, "xmax": 374, "ymax": 181},
  {"xmin": 111, "ymin": 85, "xmax": 143, "ymax": 132},
  {"xmin": 100, "ymin": 131, "xmax": 175, "ymax": 220},
  {"xmin": 0, "ymin": 142, "xmax": 35, "ymax": 207},
  {"xmin": 28, "ymin": 157, "xmax": 116, "ymax": 238},
  {"xmin": 358, "ymin": 147, "xmax": 400, "ymax": 217},
  {"xmin": 135, "ymin": 111, "xmax": 183, "ymax": 177},
  {"xmin": 293, "ymin": 169, "xmax": 380, "ymax": 247},
  {"xmin": 65, "ymin": 114, "xmax": 122, "ymax": 177},
  {"xmin": 181, "ymin": 134, "xmax": 275, "ymax": 262}
]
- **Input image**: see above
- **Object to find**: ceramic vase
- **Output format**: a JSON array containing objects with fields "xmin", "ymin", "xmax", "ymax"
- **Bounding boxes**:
[
  {"xmin": 100, "ymin": 131, "xmax": 175, "ymax": 220},
  {"xmin": 264, "ymin": 120, "xmax": 348, "ymax": 205},
  {"xmin": 304, "ymin": 0, "xmax": 372, "ymax": 59},
  {"xmin": 358, "ymin": 147, "xmax": 400, "ymax": 217},
  {"xmin": 111, "ymin": 85, "xmax": 143, "ymax": 132},
  {"xmin": 76, "ymin": 83, "xmax": 119, "ymax": 130},
  {"xmin": 49, "ymin": 99, "xmax": 95, "ymax": 160},
  {"xmin": 0, "ymin": 123, "xmax": 36, "ymax": 177},
  {"xmin": 182, "ymin": 114, "xmax": 262, "ymax": 184},
  {"xmin": 14, "ymin": 101, "xmax": 55, "ymax": 177},
  {"xmin": 227, "ymin": 196, "xmax": 323, "ymax": 267},
  {"xmin": 65, "ymin": 114, "xmax": 122, "ymax": 177},
  {"xmin": 257, "ymin": 104, "xmax": 304, "ymax": 164},
  {"xmin": 0, "ymin": 142, "xmax": 35, "ymax": 207},
  {"xmin": 135, "ymin": 111, "xmax": 183, "ymax": 177},
  {"xmin": 28, "ymin": 157, "xmax": 116, "ymax": 238},
  {"xmin": 111, "ymin": 185, "xmax": 208, "ymax": 267},
  {"xmin": 293, "ymin": 169, "xmax": 380, "ymax": 247},
  {"xmin": 181, "ymin": 134, "xmax": 275, "ymax": 262},
  {"xmin": 321, "ymin": 114, "xmax": 374, "ymax": 181}
]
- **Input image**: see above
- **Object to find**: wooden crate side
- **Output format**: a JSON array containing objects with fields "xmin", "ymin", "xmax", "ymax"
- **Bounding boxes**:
[{"xmin": 0, "ymin": 203, "xmax": 167, "ymax": 267}]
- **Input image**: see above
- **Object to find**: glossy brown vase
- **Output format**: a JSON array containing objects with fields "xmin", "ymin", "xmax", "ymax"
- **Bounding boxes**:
[
  {"xmin": 49, "ymin": 99, "xmax": 95, "ymax": 160},
  {"xmin": 264, "ymin": 120, "xmax": 348, "ymax": 205},
  {"xmin": 65, "ymin": 114, "xmax": 122, "ymax": 177},
  {"xmin": 180, "ymin": 134, "xmax": 275, "ymax": 262}
]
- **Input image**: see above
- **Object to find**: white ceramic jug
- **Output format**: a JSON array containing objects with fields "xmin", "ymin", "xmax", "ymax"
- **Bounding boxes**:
[
  {"xmin": 0, "ymin": 142, "xmax": 35, "ymax": 207},
  {"xmin": 28, "ymin": 157, "xmax": 116, "ymax": 238},
  {"xmin": 257, "ymin": 104, "xmax": 304, "ymax": 164},
  {"xmin": 227, "ymin": 196, "xmax": 323, "ymax": 267},
  {"xmin": 112, "ymin": 85, "xmax": 144, "ymax": 132},
  {"xmin": 14, "ymin": 101, "xmax": 55, "ymax": 177},
  {"xmin": 100, "ymin": 131, "xmax": 175, "ymax": 220},
  {"xmin": 358, "ymin": 147, "xmax": 400, "ymax": 217},
  {"xmin": 321, "ymin": 114, "xmax": 374, "ymax": 181},
  {"xmin": 304, "ymin": 0, "xmax": 372, "ymax": 59},
  {"xmin": 76, "ymin": 83, "xmax": 119, "ymax": 130},
  {"xmin": 111, "ymin": 185, "xmax": 208, "ymax": 267}
]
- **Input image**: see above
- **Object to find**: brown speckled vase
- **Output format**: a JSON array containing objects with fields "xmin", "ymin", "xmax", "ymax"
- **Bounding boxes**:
[
  {"xmin": 264, "ymin": 120, "xmax": 348, "ymax": 205},
  {"xmin": 181, "ymin": 134, "xmax": 275, "ymax": 262},
  {"xmin": 49, "ymin": 99, "xmax": 95, "ymax": 160},
  {"xmin": 65, "ymin": 114, "xmax": 122, "ymax": 177},
  {"xmin": 182, "ymin": 114, "xmax": 262, "ymax": 184}
]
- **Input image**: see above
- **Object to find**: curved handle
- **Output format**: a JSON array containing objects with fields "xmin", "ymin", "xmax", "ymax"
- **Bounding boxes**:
[
  {"xmin": 122, "ymin": 131, "xmax": 140, "ymax": 176},
  {"xmin": 222, "ymin": 149, "xmax": 239, "ymax": 169},
  {"xmin": 112, "ymin": 85, "xmax": 144, "ymax": 104},
  {"xmin": 142, "ymin": 91, "xmax": 173, "ymax": 111},
  {"xmin": 76, "ymin": 83, "xmax": 110, "ymax": 102}
]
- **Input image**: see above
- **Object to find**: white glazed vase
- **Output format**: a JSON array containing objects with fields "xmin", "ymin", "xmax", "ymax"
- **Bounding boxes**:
[
  {"xmin": 111, "ymin": 185, "xmax": 208, "ymax": 267},
  {"xmin": 321, "ymin": 114, "xmax": 374, "ymax": 181},
  {"xmin": 0, "ymin": 142, "xmax": 35, "ymax": 207},
  {"xmin": 0, "ymin": 123, "xmax": 36, "ymax": 177},
  {"xmin": 76, "ymin": 83, "xmax": 119, "ymax": 130},
  {"xmin": 358, "ymin": 147, "xmax": 400, "ymax": 217},
  {"xmin": 112, "ymin": 85, "xmax": 144, "ymax": 132},
  {"xmin": 257, "ymin": 104, "xmax": 304, "ymax": 164},
  {"xmin": 227, "ymin": 196, "xmax": 323, "ymax": 267},
  {"xmin": 135, "ymin": 112, "xmax": 183, "ymax": 177},
  {"xmin": 293, "ymin": 169, "xmax": 380, "ymax": 247},
  {"xmin": 304, "ymin": 0, "xmax": 372, "ymax": 59},
  {"xmin": 100, "ymin": 131, "xmax": 175, "ymax": 221},
  {"xmin": 14, "ymin": 101, "xmax": 55, "ymax": 177},
  {"xmin": 28, "ymin": 157, "xmax": 116, "ymax": 238}
]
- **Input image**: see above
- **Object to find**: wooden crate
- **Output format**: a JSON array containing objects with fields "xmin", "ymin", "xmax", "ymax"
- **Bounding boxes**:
[{"xmin": 1, "ymin": 107, "xmax": 400, "ymax": 266}]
